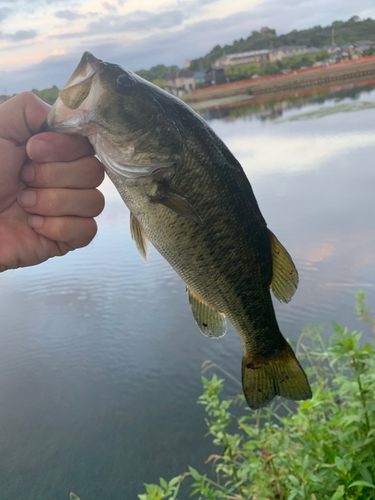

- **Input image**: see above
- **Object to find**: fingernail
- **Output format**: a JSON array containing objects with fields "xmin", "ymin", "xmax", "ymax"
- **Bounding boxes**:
[
  {"xmin": 28, "ymin": 215, "xmax": 44, "ymax": 229},
  {"xmin": 18, "ymin": 190, "xmax": 36, "ymax": 208},
  {"xmin": 21, "ymin": 165, "xmax": 35, "ymax": 183},
  {"xmin": 27, "ymin": 138, "xmax": 53, "ymax": 161}
]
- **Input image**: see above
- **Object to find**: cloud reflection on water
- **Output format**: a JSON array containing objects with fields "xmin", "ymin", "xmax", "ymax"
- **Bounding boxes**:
[{"xmin": 227, "ymin": 132, "xmax": 375, "ymax": 177}]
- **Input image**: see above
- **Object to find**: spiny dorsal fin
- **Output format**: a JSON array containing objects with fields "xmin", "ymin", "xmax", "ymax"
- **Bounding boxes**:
[
  {"xmin": 187, "ymin": 287, "xmax": 226, "ymax": 339},
  {"xmin": 150, "ymin": 185, "xmax": 203, "ymax": 225},
  {"xmin": 268, "ymin": 229, "xmax": 298, "ymax": 303},
  {"xmin": 130, "ymin": 212, "xmax": 149, "ymax": 263}
]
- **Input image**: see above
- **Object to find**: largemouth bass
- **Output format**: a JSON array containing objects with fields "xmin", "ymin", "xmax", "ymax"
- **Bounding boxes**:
[{"xmin": 43, "ymin": 52, "xmax": 312, "ymax": 409}]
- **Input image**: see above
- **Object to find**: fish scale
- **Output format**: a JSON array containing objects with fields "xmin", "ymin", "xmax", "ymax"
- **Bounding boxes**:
[{"xmin": 43, "ymin": 51, "xmax": 312, "ymax": 409}]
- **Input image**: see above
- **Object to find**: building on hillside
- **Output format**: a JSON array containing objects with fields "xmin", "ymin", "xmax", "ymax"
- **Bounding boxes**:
[
  {"xmin": 329, "ymin": 47, "xmax": 350, "ymax": 62},
  {"xmin": 305, "ymin": 47, "xmax": 320, "ymax": 55},
  {"xmin": 194, "ymin": 71, "xmax": 206, "ymax": 84},
  {"xmin": 341, "ymin": 43, "xmax": 354, "ymax": 50},
  {"xmin": 323, "ymin": 45, "xmax": 337, "ymax": 52},
  {"xmin": 205, "ymin": 66, "xmax": 228, "ymax": 86},
  {"xmin": 165, "ymin": 69, "xmax": 195, "ymax": 96},
  {"xmin": 354, "ymin": 40, "xmax": 374, "ymax": 53},
  {"xmin": 184, "ymin": 60, "xmax": 191, "ymax": 68},
  {"xmin": 269, "ymin": 45, "xmax": 307, "ymax": 61},
  {"xmin": 213, "ymin": 49, "xmax": 270, "ymax": 67}
]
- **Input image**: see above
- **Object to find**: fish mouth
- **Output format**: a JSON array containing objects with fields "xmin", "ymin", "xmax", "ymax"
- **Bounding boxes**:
[
  {"xmin": 41, "ymin": 102, "xmax": 93, "ymax": 135},
  {"xmin": 41, "ymin": 52, "xmax": 104, "ymax": 135},
  {"xmin": 65, "ymin": 51, "xmax": 102, "ymax": 88}
]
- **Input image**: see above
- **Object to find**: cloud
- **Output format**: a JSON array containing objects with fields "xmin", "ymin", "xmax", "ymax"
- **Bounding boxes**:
[
  {"xmin": 102, "ymin": 1, "xmax": 118, "ymax": 12},
  {"xmin": 0, "ymin": 29, "xmax": 38, "ymax": 42},
  {"xmin": 55, "ymin": 9, "xmax": 86, "ymax": 20},
  {"xmin": 0, "ymin": 51, "xmax": 81, "ymax": 93},
  {"xmin": 51, "ymin": 7, "xmax": 190, "ymax": 39},
  {"xmin": 0, "ymin": 6, "xmax": 10, "ymax": 23},
  {"xmin": 0, "ymin": 0, "xmax": 374, "ymax": 93}
]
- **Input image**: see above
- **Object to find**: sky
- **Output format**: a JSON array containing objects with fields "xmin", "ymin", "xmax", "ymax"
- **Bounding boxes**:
[{"xmin": 0, "ymin": 0, "xmax": 374, "ymax": 94}]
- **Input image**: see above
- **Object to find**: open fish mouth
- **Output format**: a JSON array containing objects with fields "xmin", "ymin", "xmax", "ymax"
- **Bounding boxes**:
[{"xmin": 42, "ymin": 52, "xmax": 105, "ymax": 135}]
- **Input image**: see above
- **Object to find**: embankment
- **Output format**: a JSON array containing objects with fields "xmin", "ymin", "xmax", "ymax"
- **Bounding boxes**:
[{"xmin": 182, "ymin": 57, "xmax": 375, "ymax": 104}]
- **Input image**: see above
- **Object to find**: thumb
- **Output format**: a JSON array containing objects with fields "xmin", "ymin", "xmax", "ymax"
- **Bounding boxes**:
[{"xmin": 0, "ymin": 92, "xmax": 51, "ymax": 145}]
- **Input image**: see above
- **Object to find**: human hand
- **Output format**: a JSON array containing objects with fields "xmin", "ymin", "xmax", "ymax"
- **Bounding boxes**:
[{"xmin": 0, "ymin": 92, "xmax": 105, "ymax": 272}]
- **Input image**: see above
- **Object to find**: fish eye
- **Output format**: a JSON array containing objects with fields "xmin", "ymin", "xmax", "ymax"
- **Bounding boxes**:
[{"xmin": 116, "ymin": 74, "xmax": 136, "ymax": 95}]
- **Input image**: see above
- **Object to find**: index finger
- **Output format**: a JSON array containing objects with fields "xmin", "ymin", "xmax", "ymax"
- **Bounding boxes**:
[
  {"xmin": 26, "ymin": 132, "xmax": 94, "ymax": 163},
  {"xmin": 0, "ymin": 92, "xmax": 50, "ymax": 144}
]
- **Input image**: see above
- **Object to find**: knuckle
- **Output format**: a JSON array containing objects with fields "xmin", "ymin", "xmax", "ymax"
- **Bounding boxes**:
[
  {"xmin": 56, "ymin": 242, "xmax": 71, "ymax": 256},
  {"xmin": 32, "ymin": 163, "xmax": 49, "ymax": 187},
  {"xmin": 92, "ymin": 158, "xmax": 105, "ymax": 185},
  {"xmin": 79, "ymin": 219, "xmax": 98, "ymax": 247},
  {"xmin": 16, "ymin": 91, "xmax": 36, "ymax": 106},
  {"xmin": 90, "ymin": 189, "xmax": 105, "ymax": 216}
]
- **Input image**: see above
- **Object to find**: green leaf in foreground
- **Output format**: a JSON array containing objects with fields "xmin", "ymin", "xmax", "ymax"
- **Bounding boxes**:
[{"xmin": 139, "ymin": 291, "xmax": 375, "ymax": 500}]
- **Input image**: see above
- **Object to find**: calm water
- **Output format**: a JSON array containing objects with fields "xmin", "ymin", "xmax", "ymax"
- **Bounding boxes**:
[{"xmin": 1, "ymin": 84, "xmax": 375, "ymax": 500}]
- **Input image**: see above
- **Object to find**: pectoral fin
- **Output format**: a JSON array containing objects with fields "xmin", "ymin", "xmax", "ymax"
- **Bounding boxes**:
[
  {"xmin": 268, "ymin": 229, "xmax": 298, "ymax": 303},
  {"xmin": 187, "ymin": 287, "xmax": 226, "ymax": 339},
  {"xmin": 130, "ymin": 212, "xmax": 149, "ymax": 263},
  {"xmin": 150, "ymin": 185, "xmax": 203, "ymax": 225}
]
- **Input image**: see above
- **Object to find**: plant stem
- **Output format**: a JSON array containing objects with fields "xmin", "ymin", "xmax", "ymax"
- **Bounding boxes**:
[
  {"xmin": 221, "ymin": 426, "xmax": 245, "ymax": 498},
  {"xmin": 353, "ymin": 358, "xmax": 375, "ymax": 458}
]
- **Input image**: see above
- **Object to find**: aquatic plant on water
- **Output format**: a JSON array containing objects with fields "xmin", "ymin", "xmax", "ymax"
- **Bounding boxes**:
[{"xmin": 137, "ymin": 292, "xmax": 375, "ymax": 500}]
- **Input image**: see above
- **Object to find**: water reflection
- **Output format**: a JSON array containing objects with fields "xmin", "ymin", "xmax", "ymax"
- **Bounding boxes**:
[
  {"xmin": 0, "ymin": 83, "xmax": 375, "ymax": 500},
  {"xmin": 201, "ymin": 83, "xmax": 375, "ymax": 122}
]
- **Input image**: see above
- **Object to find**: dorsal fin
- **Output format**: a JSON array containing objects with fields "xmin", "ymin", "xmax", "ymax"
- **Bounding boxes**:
[
  {"xmin": 268, "ymin": 229, "xmax": 298, "ymax": 303},
  {"xmin": 130, "ymin": 212, "xmax": 149, "ymax": 263},
  {"xmin": 187, "ymin": 287, "xmax": 226, "ymax": 339}
]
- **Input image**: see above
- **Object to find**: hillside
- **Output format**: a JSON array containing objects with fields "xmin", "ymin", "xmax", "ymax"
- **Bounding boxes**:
[
  {"xmin": 0, "ymin": 86, "xmax": 60, "ymax": 106},
  {"xmin": 189, "ymin": 16, "xmax": 375, "ymax": 71}
]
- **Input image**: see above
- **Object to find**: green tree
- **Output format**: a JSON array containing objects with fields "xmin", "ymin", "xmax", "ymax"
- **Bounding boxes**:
[
  {"xmin": 189, "ymin": 17, "xmax": 375, "ymax": 71},
  {"xmin": 31, "ymin": 85, "xmax": 60, "ymax": 105},
  {"xmin": 151, "ymin": 79, "xmax": 166, "ymax": 89},
  {"xmin": 260, "ymin": 61, "xmax": 282, "ymax": 75},
  {"xmin": 224, "ymin": 63, "xmax": 259, "ymax": 81},
  {"xmin": 364, "ymin": 46, "xmax": 375, "ymax": 56},
  {"xmin": 136, "ymin": 65, "xmax": 178, "ymax": 83}
]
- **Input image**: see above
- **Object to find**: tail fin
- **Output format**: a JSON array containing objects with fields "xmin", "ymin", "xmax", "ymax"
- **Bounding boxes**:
[{"xmin": 242, "ymin": 341, "xmax": 312, "ymax": 410}]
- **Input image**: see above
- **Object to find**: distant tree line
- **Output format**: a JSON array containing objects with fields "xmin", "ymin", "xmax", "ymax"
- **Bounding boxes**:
[
  {"xmin": 135, "ymin": 64, "xmax": 178, "ymax": 87},
  {"xmin": 31, "ymin": 85, "xmax": 60, "ymax": 105},
  {"xmin": 189, "ymin": 16, "xmax": 375, "ymax": 71},
  {"xmin": 0, "ymin": 85, "xmax": 60, "ymax": 105}
]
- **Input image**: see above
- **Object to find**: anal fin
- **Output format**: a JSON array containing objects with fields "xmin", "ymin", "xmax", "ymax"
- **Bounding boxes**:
[
  {"xmin": 130, "ymin": 212, "xmax": 149, "ymax": 263},
  {"xmin": 187, "ymin": 287, "xmax": 226, "ymax": 339},
  {"xmin": 268, "ymin": 229, "xmax": 298, "ymax": 303}
]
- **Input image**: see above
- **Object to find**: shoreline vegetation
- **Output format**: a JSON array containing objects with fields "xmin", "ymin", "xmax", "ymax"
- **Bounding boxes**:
[
  {"xmin": 69, "ymin": 292, "xmax": 375, "ymax": 499},
  {"xmin": 135, "ymin": 291, "xmax": 375, "ymax": 500}
]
